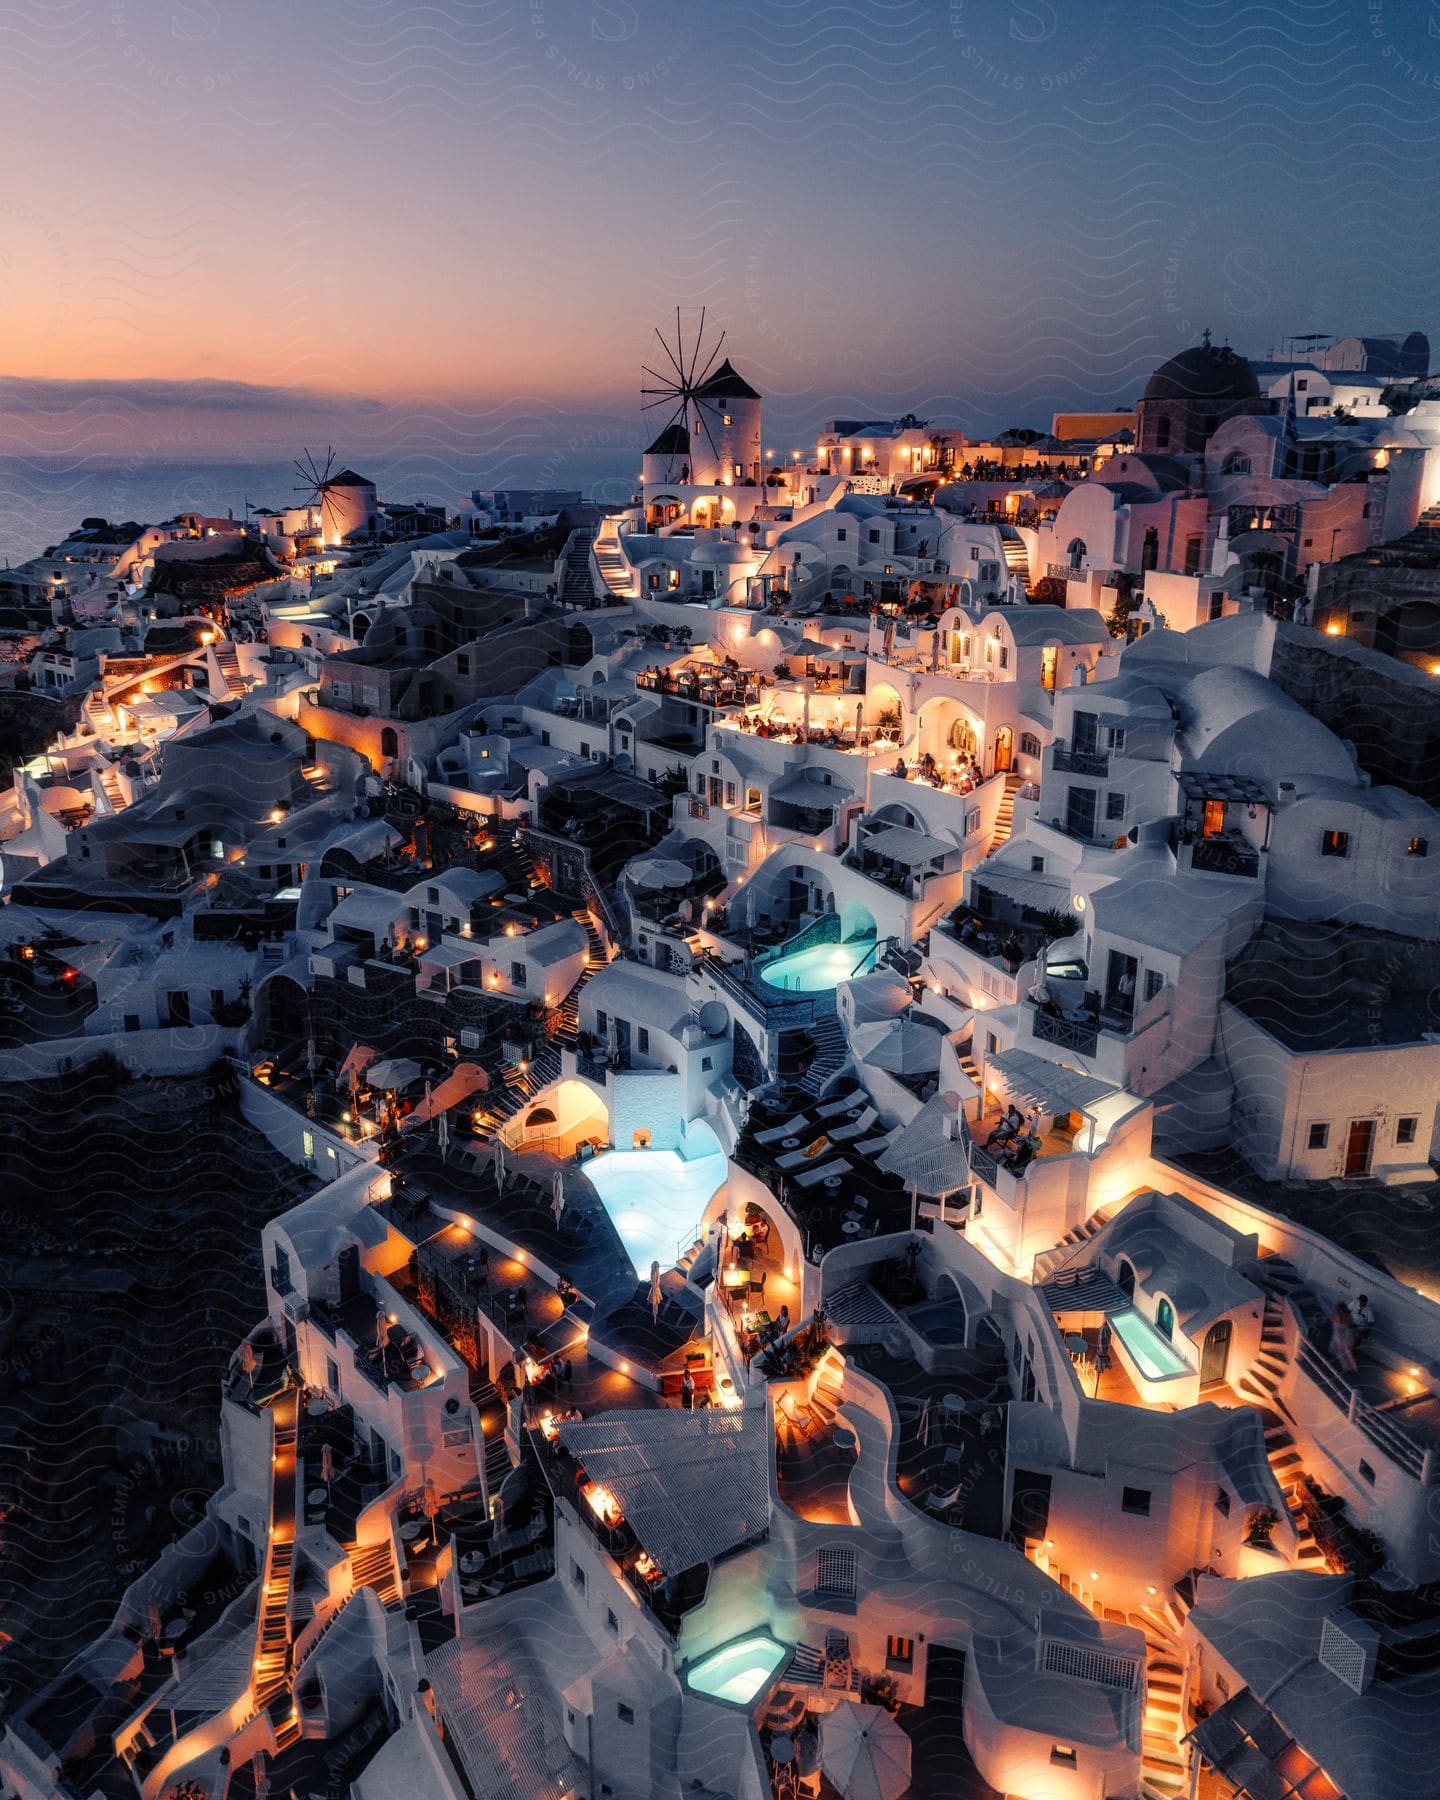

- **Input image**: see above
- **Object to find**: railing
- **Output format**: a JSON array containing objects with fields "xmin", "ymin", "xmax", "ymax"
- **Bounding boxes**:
[
  {"xmin": 1191, "ymin": 836, "xmax": 1261, "ymax": 877},
  {"xmin": 967, "ymin": 1142, "xmax": 999, "ymax": 1188},
  {"xmin": 687, "ymin": 795, "xmax": 710, "ymax": 820},
  {"xmin": 1051, "ymin": 743, "xmax": 1110, "ymax": 777},
  {"xmin": 1032, "ymin": 1006, "xmax": 1099, "ymax": 1057},
  {"xmin": 1048, "ymin": 562, "xmax": 1108, "ymax": 584},
  {"xmin": 1295, "ymin": 1339, "xmax": 1430, "ymax": 1481}
]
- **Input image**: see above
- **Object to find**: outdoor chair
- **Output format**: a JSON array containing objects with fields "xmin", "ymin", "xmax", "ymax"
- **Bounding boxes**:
[{"xmin": 756, "ymin": 1114, "xmax": 810, "ymax": 1145}]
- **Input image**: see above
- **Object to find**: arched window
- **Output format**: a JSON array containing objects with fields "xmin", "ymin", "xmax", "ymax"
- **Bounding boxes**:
[
  {"xmin": 525, "ymin": 1107, "xmax": 556, "ymax": 1128},
  {"xmin": 1019, "ymin": 731, "xmax": 1041, "ymax": 759},
  {"xmin": 1116, "ymin": 1258, "xmax": 1136, "ymax": 1301},
  {"xmin": 1066, "ymin": 538, "xmax": 1087, "ymax": 570},
  {"xmin": 379, "ymin": 726, "xmax": 399, "ymax": 758},
  {"xmin": 1155, "ymin": 1295, "xmax": 1175, "ymax": 1341},
  {"xmin": 1222, "ymin": 452, "xmax": 1252, "ymax": 475}
]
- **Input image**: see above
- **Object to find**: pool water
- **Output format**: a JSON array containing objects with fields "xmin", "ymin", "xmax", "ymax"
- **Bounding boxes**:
[
  {"xmin": 1110, "ymin": 1307, "xmax": 1190, "ymax": 1382},
  {"xmin": 685, "ymin": 1633, "xmax": 791, "ymax": 1708},
  {"xmin": 583, "ymin": 1144, "xmax": 728, "ymax": 1277},
  {"xmin": 760, "ymin": 938, "xmax": 879, "ymax": 993}
]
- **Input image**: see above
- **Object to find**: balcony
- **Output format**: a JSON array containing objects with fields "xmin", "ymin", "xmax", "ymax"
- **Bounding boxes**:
[
  {"xmin": 1048, "ymin": 562, "xmax": 1110, "ymax": 585},
  {"xmin": 1051, "ymin": 742, "xmax": 1110, "ymax": 778},
  {"xmin": 1031, "ymin": 1006, "xmax": 1099, "ymax": 1057}
]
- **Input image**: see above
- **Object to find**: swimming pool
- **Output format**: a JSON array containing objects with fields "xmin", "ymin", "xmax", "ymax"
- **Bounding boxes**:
[
  {"xmin": 759, "ymin": 938, "xmax": 879, "ymax": 993},
  {"xmin": 583, "ymin": 1143, "xmax": 728, "ymax": 1277},
  {"xmin": 1110, "ymin": 1307, "xmax": 1190, "ymax": 1383},
  {"xmin": 684, "ymin": 1633, "xmax": 791, "ymax": 1708}
]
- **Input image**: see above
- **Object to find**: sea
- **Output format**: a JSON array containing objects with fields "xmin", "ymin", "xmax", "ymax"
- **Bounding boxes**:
[{"xmin": 0, "ymin": 451, "xmax": 640, "ymax": 568}]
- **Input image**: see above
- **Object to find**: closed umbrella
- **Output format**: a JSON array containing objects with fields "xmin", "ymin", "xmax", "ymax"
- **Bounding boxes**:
[
  {"xmin": 437, "ymin": 1108, "xmax": 451, "ymax": 1159},
  {"xmin": 648, "ymin": 1259, "xmax": 663, "ymax": 1324},
  {"xmin": 320, "ymin": 1443, "xmax": 335, "ymax": 1485},
  {"xmin": 493, "ymin": 1136, "xmax": 507, "ymax": 1192},
  {"xmin": 552, "ymin": 1169, "xmax": 566, "ymax": 1227},
  {"xmin": 820, "ymin": 1702, "xmax": 912, "ymax": 1800}
]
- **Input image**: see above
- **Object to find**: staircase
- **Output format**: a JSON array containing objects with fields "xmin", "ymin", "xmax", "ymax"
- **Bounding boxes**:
[
  {"xmin": 1031, "ymin": 1205, "xmax": 1115, "ymax": 1283},
  {"xmin": 347, "ymin": 1538, "xmax": 402, "ymax": 1610},
  {"xmin": 1134, "ymin": 1592, "xmax": 1193, "ymax": 1798},
  {"xmin": 559, "ymin": 527, "xmax": 598, "ymax": 604},
  {"xmin": 252, "ymin": 1390, "xmax": 300, "ymax": 1711},
  {"xmin": 592, "ymin": 525, "xmax": 637, "ymax": 599},
  {"xmin": 550, "ymin": 909, "xmax": 608, "ymax": 1049},
  {"xmin": 98, "ymin": 766, "xmax": 126, "ymax": 811},
  {"xmin": 798, "ymin": 1014, "xmax": 848, "ymax": 1096},
  {"xmin": 823, "ymin": 1279, "xmax": 902, "ymax": 1335},
  {"xmin": 213, "ymin": 639, "xmax": 246, "ymax": 696},
  {"xmin": 484, "ymin": 1423, "xmax": 513, "ymax": 1494},
  {"xmin": 1234, "ymin": 1288, "xmax": 1291, "ymax": 1408},
  {"xmin": 472, "ymin": 1044, "xmax": 565, "ymax": 1143},
  {"xmin": 988, "ymin": 773, "xmax": 1024, "ymax": 852}
]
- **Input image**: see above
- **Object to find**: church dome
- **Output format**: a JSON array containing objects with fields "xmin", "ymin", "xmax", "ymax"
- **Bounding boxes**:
[{"xmin": 1143, "ymin": 341, "xmax": 1260, "ymax": 406}]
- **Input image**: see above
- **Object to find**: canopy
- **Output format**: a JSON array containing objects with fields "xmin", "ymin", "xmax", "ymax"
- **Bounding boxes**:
[
  {"xmin": 969, "ymin": 866, "xmax": 1072, "ymax": 913},
  {"xmin": 820, "ymin": 1703, "xmax": 912, "ymax": 1800},
  {"xmin": 402, "ymin": 1062, "xmax": 487, "ymax": 1128},
  {"xmin": 556, "ymin": 1408, "xmax": 768, "ymax": 1575},
  {"xmin": 988, "ymin": 1047, "xmax": 1114, "ymax": 1115},
  {"xmin": 628, "ymin": 856, "xmax": 693, "ymax": 890},
  {"xmin": 859, "ymin": 823, "xmax": 956, "ymax": 868},
  {"xmin": 366, "ymin": 1056, "xmax": 423, "ymax": 1091}
]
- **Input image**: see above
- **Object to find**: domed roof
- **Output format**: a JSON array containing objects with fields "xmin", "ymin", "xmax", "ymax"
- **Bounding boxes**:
[
  {"xmin": 1143, "ymin": 339, "xmax": 1260, "ymax": 406},
  {"xmin": 644, "ymin": 421, "xmax": 690, "ymax": 456}
]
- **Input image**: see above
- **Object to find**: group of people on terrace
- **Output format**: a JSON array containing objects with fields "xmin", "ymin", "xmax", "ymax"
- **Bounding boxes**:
[
  {"xmin": 893, "ymin": 750, "xmax": 984, "ymax": 793},
  {"xmin": 981, "ymin": 1103, "xmax": 1042, "ymax": 1174}
]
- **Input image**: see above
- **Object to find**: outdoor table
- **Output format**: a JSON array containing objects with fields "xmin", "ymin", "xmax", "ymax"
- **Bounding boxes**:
[
  {"xmin": 459, "ymin": 1552, "xmax": 484, "ymax": 1574},
  {"xmin": 771, "ymin": 1735, "xmax": 794, "ymax": 1766},
  {"xmin": 399, "ymin": 1520, "xmax": 424, "ymax": 1542},
  {"xmin": 751, "ymin": 1310, "xmax": 772, "ymax": 1334},
  {"xmin": 831, "ymin": 1427, "xmax": 856, "ymax": 1454},
  {"xmin": 1064, "ymin": 1334, "xmax": 1088, "ymax": 1358},
  {"xmin": 307, "ymin": 1487, "xmax": 328, "ymax": 1506},
  {"xmin": 782, "ymin": 1136, "xmax": 801, "ymax": 1147},
  {"xmin": 824, "ymin": 1175, "xmax": 843, "ymax": 1189},
  {"xmin": 721, "ymin": 1268, "xmax": 749, "ymax": 1293},
  {"xmin": 841, "ymin": 1221, "xmax": 862, "ymax": 1236},
  {"xmin": 163, "ymin": 1619, "xmax": 188, "ymax": 1641},
  {"xmin": 307, "ymin": 1398, "xmax": 327, "ymax": 1417}
]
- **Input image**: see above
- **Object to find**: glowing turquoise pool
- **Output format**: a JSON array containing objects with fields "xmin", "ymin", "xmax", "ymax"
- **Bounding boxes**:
[
  {"xmin": 684, "ymin": 1633, "xmax": 791, "ymax": 1708},
  {"xmin": 583, "ymin": 1137, "xmax": 727, "ymax": 1277},
  {"xmin": 759, "ymin": 938, "xmax": 879, "ymax": 993},
  {"xmin": 1111, "ymin": 1307, "xmax": 1190, "ymax": 1382}
]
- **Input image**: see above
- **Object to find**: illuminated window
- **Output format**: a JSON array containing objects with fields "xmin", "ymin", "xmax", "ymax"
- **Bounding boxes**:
[
  {"xmin": 722, "ymin": 413, "xmax": 732, "ymax": 426},
  {"xmin": 885, "ymin": 1636, "xmax": 914, "ymax": 1669},
  {"xmin": 1408, "ymin": 836, "xmax": 1428, "ymax": 857},
  {"xmin": 1320, "ymin": 829, "xmax": 1349, "ymax": 859},
  {"xmin": 1051, "ymin": 1746, "xmax": 1078, "ymax": 1769}
]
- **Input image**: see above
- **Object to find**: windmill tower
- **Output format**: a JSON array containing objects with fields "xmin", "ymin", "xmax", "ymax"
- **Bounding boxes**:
[
  {"xmin": 641, "ymin": 310, "xmax": 762, "ymax": 491},
  {"xmin": 294, "ymin": 448, "xmax": 379, "ymax": 547}
]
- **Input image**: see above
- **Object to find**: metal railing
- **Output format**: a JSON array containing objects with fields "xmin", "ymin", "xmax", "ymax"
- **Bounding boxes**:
[
  {"xmin": 1295, "ymin": 1339, "xmax": 1430, "ymax": 1481},
  {"xmin": 1031, "ymin": 1006, "xmax": 1099, "ymax": 1057},
  {"xmin": 1051, "ymin": 743, "xmax": 1110, "ymax": 777},
  {"xmin": 1191, "ymin": 836, "xmax": 1261, "ymax": 877}
]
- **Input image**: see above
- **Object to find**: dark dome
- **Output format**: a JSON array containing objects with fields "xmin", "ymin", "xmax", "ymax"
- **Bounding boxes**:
[
  {"xmin": 1143, "ymin": 343, "xmax": 1260, "ymax": 406},
  {"xmin": 694, "ymin": 358, "xmax": 761, "ymax": 401}
]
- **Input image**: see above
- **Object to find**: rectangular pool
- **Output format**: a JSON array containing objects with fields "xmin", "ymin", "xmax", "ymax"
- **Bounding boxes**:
[
  {"xmin": 685, "ymin": 1633, "xmax": 791, "ymax": 1708},
  {"xmin": 760, "ymin": 938, "xmax": 879, "ymax": 993},
  {"xmin": 1110, "ymin": 1307, "xmax": 1190, "ymax": 1383}
]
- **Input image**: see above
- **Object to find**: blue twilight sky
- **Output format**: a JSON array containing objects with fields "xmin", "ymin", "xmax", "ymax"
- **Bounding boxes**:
[{"xmin": 3, "ymin": 0, "xmax": 1440, "ymax": 469}]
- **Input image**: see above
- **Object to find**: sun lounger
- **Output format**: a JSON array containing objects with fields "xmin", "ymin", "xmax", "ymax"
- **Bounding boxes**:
[
  {"xmin": 856, "ymin": 1135, "xmax": 892, "ymax": 1156},
  {"xmin": 794, "ymin": 1158, "xmax": 851, "ymax": 1189},
  {"xmin": 828, "ymin": 1109, "xmax": 876, "ymax": 1142},
  {"xmin": 816, "ymin": 1093, "xmax": 862, "ymax": 1119},
  {"xmin": 755, "ymin": 1114, "xmax": 811, "ymax": 1145},
  {"xmin": 776, "ymin": 1140, "xmax": 829, "ymax": 1171}
]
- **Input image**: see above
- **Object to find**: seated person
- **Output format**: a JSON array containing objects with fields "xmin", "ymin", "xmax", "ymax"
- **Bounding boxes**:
[{"xmin": 984, "ymin": 1105, "xmax": 1023, "ymax": 1150}]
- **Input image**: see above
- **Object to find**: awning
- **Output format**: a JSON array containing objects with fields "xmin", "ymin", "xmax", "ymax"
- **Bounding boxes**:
[
  {"xmin": 402, "ymin": 1061, "xmax": 487, "ymax": 1128},
  {"xmin": 1188, "ymin": 1689, "xmax": 1343, "ymax": 1800},
  {"xmin": 557, "ymin": 1407, "xmax": 768, "ymax": 1575},
  {"xmin": 971, "ymin": 867, "xmax": 1072, "ymax": 913},
  {"xmin": 418, "ymin": 942, "xmax": 480, "ymax": 970},
  {"xmin": 856, "ymin": 1016, "xmax": 946, "ymax": 1076},
  {"xmin": 1177, "ymin": 770, "xmax": 1270, "ymax": 805},
  {"xmin": 987, "ymin": 1047, "xmax": 1114, "ymax": 1114},
  {"xmin": 859, "ymin": 823, "xmax": 956, "ymax": 867}
]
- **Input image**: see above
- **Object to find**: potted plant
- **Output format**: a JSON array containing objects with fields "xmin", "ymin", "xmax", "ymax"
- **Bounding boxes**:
[
  {"xmin": 1245, "ymin": 1505, "xmax": 1279, "ymax": 1548},
  {"xmin": 861, "ymin": 1672, "xmax": 899, "ymax": 1712}
]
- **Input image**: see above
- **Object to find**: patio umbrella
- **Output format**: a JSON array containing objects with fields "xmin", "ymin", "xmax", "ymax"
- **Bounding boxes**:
[
  {"xmin": 860, "ymin": 1018, "xmax": 944, "ymax": 1077},
  {"xmin": 305, "ymin": 1036, "xmax": 318, "ymax": 1082},
  {"xmin": 629, "ymin": 856, "xmax": 692, "ymax": 890},
  {"xmin": 437, "ymin": 1108, "xmax": 451, "ymax": 1159},
  {"xmin": 820, "ymin": 1702, "xmax": 911, "ymax": 1800},
  {"xmin": 930, "ymin": 629, "xmax": 941, "ymax": 672},
  {"xmin": 648, "ymin": 1259, "xmax": 663, "ymax": 1324},
  {"xmin": 883, "ymin": 617, "xmax": 895, "ymax": 661},
  {"xmin": 801, "ymin": 688, "xmax": 810, "ymax": 743},
  {"xmin": 367, "ymin": 1056, "xmax": 422, "ymax": 1091},
  {"xmin": 493, "ymin": 1136, "xmax": 507, "ymax": 1192},
  {"xmin": 855, "ymin": 698, "xmax": 864, "ymax": 740},
  {"xmin": 552, "ymin": 1169, "xmax": 566, "ymax": 1226}
]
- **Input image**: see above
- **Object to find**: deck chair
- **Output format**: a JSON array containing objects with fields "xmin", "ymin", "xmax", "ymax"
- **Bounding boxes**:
[
  {"xmin": 816, "ymin": 1093, "xmax": 862, "ymax": 1119},
  {"xmin": 795, "ymin": 1158, "xmax": 851, "ymax": 1188},
  {"xmin": 828, "ymin": 1109, "xmax": 877, "ymax": 1143},
  {"xmin": 756, "ymin": 1114, "xmax": 810, "ymax": 1145}
]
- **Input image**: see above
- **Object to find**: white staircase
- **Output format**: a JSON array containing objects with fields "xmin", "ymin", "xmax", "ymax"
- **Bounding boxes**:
[{"xmin": 988, "ymin": 772, "xmax": 1024, "ymax": 852}]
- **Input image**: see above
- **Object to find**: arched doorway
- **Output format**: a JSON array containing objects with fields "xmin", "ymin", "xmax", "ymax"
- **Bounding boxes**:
[
  {"xmin": 1200, "ymin": 1319, "xmax": 1232, "ymax": 1386},
  {"xmin": 1116, "ymin": 1259, "xmax": 1135, "ymax": 1301},
  {"xmin": 1154, "ymin": 1295, "xmax": 1176, "ymax": 1341},
  {"xmin": 947, "ymin": 716, "xmax": 977, "ymax": 760},
  {"xmin": 379, "ymin": 726, "xmax": 399, "ymax": 758},
  {"xmin": 993, "ymin": 725, "xmax": 1013, "ymax": 774},
  {"xmin": 1066, "ymin": 538, "xmax": 1087, "ymax": 571}
]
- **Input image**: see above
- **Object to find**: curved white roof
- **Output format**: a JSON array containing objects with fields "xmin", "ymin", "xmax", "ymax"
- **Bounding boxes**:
[{"xmin": 1176, "ymin": 665, "xmax": 1356, "ymax": 786}]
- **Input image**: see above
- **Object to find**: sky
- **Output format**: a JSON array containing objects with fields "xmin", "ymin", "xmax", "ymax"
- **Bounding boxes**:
[{"xmin": 4, "ymin": 0, "xmax": 1440, "ymax": 471}]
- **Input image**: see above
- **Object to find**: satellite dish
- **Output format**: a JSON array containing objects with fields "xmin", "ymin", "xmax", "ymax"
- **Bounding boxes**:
[{"xmin": 698, "ymin": 1000, "xmax": 729, "ymax": 1038}]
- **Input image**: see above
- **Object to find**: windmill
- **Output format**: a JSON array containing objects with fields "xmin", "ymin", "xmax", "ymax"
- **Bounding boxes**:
[
  {"xmin": 293, "ymin": 446, "xmax": 346, "ymax": 544},
  {"xmin": 642, "ymin": 308, "xmax": 728, "ymax": 484}
]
